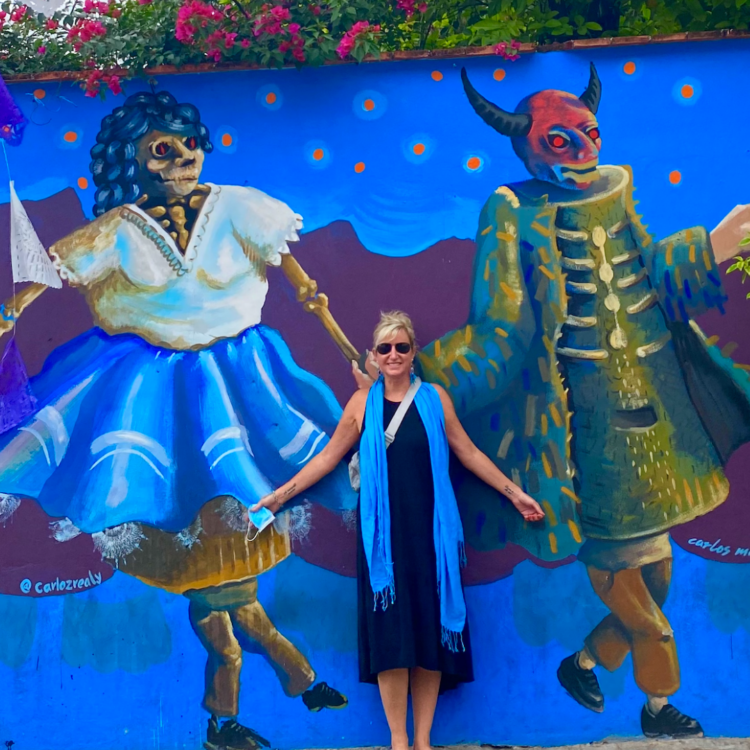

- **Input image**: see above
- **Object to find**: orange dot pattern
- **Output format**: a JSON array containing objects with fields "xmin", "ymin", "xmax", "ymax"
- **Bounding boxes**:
[
  {"xmin": 467, "ymin": 156, "xmax": 482, "ymax": 170},
  {"xmin": 33, "ymin": 88, "xmax": 46, "ymax": 100},
  {"xmin": 221, "ymin": 133, "xmax": 233, "ymax": 147},
  {"xmin": 312, "ymin": 148, "xmax": 325, "ymax": 161},
  {"xmin": 265, "ymin": 92, "xmax": 277, "ymax": 105},
  {"xmin": 413, "ymin": 143, "xmax": 425, "ymax": 156},
  {"xmin": 354, "ymin": 162, "xmax": 366, "ymax": 173},
  {"xmin": 431, "ymin": 71, "xmax": 443, "ymax": 82},
  {"xmin": 363, "ymin": 98, "xmax": 375, "ymax": 111},
  {"xmin": 493, "ymin": 69, "xmax": 506, "ymax": 81},
  {"xmin": 681, "ymin": 84, "xmax": 694, "ymax": 99},
  {"xmin": 63, "ymin": 131, "xmax": 78, "ymax": 143},
  {"xmin": 669, "ymin": 170, "xmax": 682, "ymax": 185},
  {"xmin": 623, "ymin": 61, "xmax": 636, "ymax": 75},
  {"xmin": 77, "ymin": 177, "xmax": 89, "ymax": 189}
]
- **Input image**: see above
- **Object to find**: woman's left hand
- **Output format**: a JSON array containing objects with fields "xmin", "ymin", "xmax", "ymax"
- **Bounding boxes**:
[{"xmin": 508, "ymin": 491, "xmax": 545, "ymax": 522}]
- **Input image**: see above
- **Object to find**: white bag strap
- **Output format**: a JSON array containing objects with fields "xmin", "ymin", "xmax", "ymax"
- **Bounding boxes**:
[{"xmin": 384, "ymin": 378, "xmax": 421, "ymax": 448}]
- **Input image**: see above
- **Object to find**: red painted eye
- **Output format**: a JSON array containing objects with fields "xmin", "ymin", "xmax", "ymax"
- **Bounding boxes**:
[
  {"xmin": 152, "ymin": 141, "xmax": 170, "ymax": 157},
  {"xmin": 185, "ymin": 136, "xmax": 198, "ymax": 150},
  {"xmin": 549, "ymin": 134, "xmax": 567, "ymax": 149},
  {"xmin": 588, "ymin": 127, "xmax": 600, "ymax": 141}
]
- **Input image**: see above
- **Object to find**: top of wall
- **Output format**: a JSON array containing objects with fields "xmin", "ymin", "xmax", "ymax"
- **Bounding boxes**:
[{"xmin": 6, "ymin": 29, "xmax": 750, "ymax": 83}]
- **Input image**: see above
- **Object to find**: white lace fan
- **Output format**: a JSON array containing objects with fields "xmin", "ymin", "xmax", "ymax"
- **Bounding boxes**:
[{"xmin": 9, "ymin": 181, "xmax": 62, "ymax": 288}]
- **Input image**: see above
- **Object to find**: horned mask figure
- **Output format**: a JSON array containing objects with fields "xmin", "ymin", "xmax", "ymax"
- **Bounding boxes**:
[{"xmin": 461, "ymin": 63, "xmax": 602, "ymax": 190}]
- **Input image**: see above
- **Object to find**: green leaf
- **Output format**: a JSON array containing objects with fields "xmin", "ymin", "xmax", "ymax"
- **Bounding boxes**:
[{"xmin": 586, "ymin": 21, "xmax": 603, "ymax": 29}]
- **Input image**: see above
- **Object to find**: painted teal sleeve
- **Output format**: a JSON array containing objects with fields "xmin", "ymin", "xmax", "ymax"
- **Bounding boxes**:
[
  {"xmin": 646, "ymin": 227, "xmax": 727, "ymax": 322},
  {"xmin": 418, "ymin": 191, "xmax": 537, "ymax": 417}
]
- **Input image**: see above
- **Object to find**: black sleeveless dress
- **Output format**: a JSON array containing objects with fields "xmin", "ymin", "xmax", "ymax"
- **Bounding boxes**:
[{"xmin": 356, "ymin": 397, "xmax": 473, "ymax": 690}]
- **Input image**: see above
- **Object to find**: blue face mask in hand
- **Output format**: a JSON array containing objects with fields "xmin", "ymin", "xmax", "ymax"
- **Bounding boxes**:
[{"xmin": 246, "ymin": 506, "xmax": 275, "ymax": 541}]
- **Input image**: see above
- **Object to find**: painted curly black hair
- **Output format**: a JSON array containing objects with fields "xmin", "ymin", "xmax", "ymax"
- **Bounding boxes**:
[{"xmin": 89, "ymin": 91, "xmax": 213, "ymax": 217}]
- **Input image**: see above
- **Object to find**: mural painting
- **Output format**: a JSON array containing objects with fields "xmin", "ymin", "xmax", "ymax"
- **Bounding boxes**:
[{"xmin": 1, "ymin": 42, "xmax": 750, "ymax": 749}]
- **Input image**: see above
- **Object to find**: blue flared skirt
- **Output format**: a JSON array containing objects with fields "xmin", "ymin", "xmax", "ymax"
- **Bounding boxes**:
[{"xmin": 0, "ymin": 325, "xmax": 355, "ymax": 533}]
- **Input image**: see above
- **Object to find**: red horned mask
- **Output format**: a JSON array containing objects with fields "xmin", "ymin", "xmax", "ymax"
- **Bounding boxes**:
[{"xmin": 462, "ymin": 64, "xmax": 602, "ymax": 190}]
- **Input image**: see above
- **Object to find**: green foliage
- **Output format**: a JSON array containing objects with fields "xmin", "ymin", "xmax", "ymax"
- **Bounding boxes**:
[{"xmin": 0, "ymin": 0, "xmax": 748, "ymax": 93}]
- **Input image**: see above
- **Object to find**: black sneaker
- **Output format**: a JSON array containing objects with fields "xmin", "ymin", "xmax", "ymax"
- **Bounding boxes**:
[
  {"xmin": 204, "ymin": 717, "xmax": 271, "ymax": 750},
  {"xmin": 557, "ymin": 653, "xmax": 604, "ymax": 713},
  {"xmin": 641, "ymin": 704, "xmax": 704, "ymax": 738},
  {"xmin": 302, "ymin": 682, "xmax": 349, "ymax": 712}
]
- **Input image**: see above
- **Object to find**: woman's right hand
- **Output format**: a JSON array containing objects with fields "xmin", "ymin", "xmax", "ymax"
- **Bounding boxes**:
[{"xmin": 250, "ymin": 492, "xmax": 283, "ymax": 515}]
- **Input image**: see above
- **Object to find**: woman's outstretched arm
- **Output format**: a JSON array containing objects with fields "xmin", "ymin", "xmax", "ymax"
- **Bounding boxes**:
[
  {"xmin": 251, "ymin": 388, "xmax": 368, "ymax": 514},
  {"xmin": 433, "ymin": 384, "xmax": 545, "ymax": 522}
]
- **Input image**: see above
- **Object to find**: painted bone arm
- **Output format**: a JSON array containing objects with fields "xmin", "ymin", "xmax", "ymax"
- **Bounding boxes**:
[
  {"xmin": 0, "ymin": 208, "xmax": 124, "ymax": 337},
  {"xmin": 280, "ymin": 253, "xmax": 360, "ymax": 363}
]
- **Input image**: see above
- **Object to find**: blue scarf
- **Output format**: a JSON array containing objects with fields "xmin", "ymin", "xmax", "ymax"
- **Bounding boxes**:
[{"xmin": 359, "ymin": 377, "xmax": 467, "ymax": 651}]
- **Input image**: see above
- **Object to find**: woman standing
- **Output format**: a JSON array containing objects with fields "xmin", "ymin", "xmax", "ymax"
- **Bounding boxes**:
[{"xmin": 253, "ymin": 311, "xmax": 544, "ymax": 749}]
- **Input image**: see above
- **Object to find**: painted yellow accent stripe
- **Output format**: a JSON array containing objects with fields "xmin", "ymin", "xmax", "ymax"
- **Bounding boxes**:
[
  {"xmin": 465, "ymin": 327, "xmax": 473, "ymax": 345},
  {"xmin": 538, "ymin": 246, "xmax": 550, "ymax": 264},
  {"xmin": 457, "ymin": 355, "xmax": 472, "ymax": 372},
  {"xmin": 683, "ymin": 479, "xmax": 695, "ymax": 508},
  {"xmin": 689, "ymin": 244, "xmax": 696, "ymax": 264},
  {"xmin": 497, "ymin": 429, "xmax": 514, "ymax": 459},
  {"xmin": 496, "ymin": 231, "xmax": 515, "ymax": 242},
  {"xmin": 542, "ymin": 500, "xmax": 558, "ymax": 526},
  {"xmin": 685, "ymin": 228, "xmax": 693, "ymax": 243},
  {"xmin": 500, "ymin": 282, "xmax": 517, "ymax": 301},
  {"xmin": 494, "ymin": 327, "xmax": 509, "ymax": 338},
  {"xmin": 481, "ymin": 225, "xmax": 493, "ymax": 236},
  {"xmin": 539, "ymin": 265, "xmax": 555, "ymax": 280},
  {"xmin": 549, "ymin": 403, "xmax": 563, "ymax": 428},
  {"xmin": 567, "ymin": 519, "xmax": 583, "ymax": 543},
  {"xmin": 548, "ymin": 532, "xmax": 558, "ymax": 555},
  {"xmin": 695, "ymin": 478, "xmax": 704, "ymax": 505},
  {"xmin": 531, "ymin": 221, "xmax": 550, "ymax": 237},
  {"xmin": 665, "ymin": 243, "xmax": 674, "ymax": 266},
  {"xmin": 488, "ymin": 359, "xmax": 500, "ymax": 372},
  {"xmin": 541, "ymin": 413, "xmax": 548, "ymax": 436},
  {"xmin": 484, "ymin": 260, "xmax": 490, "ymax": 282},
  {"xmin": 561, "ymin": 486, "xmax": 580, "ymax": 503},
  {"xmin": 706, "ymin": 335, "xmax": 720, "ymax": 347},
  {"xmin": 434, "ymin": 340, "xmax": 441, "ymax": 358},
  {"xmin": 703, "ymin": 249, "xmax": 713, "ymax": 271},
  {"xmin": 541, "ymin": 452, "xmax": 553, "ymax": 479}
]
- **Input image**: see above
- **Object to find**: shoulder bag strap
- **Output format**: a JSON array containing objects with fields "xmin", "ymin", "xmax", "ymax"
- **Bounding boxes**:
[{"xmin": 384, "ymin": 378, "xmax": 421, "ymax": 448}]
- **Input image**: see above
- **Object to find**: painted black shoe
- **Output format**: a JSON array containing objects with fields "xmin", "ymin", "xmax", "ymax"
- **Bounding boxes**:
[
  {"xmin": 641, "ymin": 704, "xmax": 704, "ymax": 738},
  {"xmin": 302, "ymin": 681, "xmax": 349, "ymax": 712},
  {"xmin": 557, "ymin": 653, "xmax": 604, "ymax": 713},
  {"xmin": 204, "ymin": 717, "xmax": 270, "ymax": 750}
]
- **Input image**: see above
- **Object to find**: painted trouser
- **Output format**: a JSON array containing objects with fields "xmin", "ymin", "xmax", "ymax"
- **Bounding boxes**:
[
  {"xmin": 584, "ymin": 559, "xmax": 679, "ymax": 697},
  {"xmin": 188, "ymin": 579, "xmax": 316, "ymax": 717}
]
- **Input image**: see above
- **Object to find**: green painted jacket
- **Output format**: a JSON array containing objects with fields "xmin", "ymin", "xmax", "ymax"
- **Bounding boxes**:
[{"xmin": 418, "ymin": 165, "xmax": 750, "ymax": 561}]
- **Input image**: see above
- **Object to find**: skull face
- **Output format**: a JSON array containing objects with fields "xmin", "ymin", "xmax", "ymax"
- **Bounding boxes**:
[
  {"xmin": 136, "ymin": 129, "xmax": 205, "ymax": 199},
  {"xmin": 512, "ymin": 90, "xmax": 602, "ymax": 190}
]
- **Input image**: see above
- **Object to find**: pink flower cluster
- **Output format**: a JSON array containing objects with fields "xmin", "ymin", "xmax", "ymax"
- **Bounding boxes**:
[
  {"xmin": 45, "ymin": 18, "xmax": 59, "ymax": 30},
  {"xmin": 9, "ymin": 5, "xmax": 27, "ymax": 22},
  {"xmin": 175, "ymin": 0, "xmax": 223, "ymax": 43},
  {"xmin": 494, "ymin": 39, "xmax": 521, "ymax": 61},
  {"xmin": 67, "ymin": 18, "xmax": 107, "ymax": 51},
  {"xmin": 396, "ymin": 0, "xmax": 427, "ymax": 18},
  {"xmin": 84, "ymin": 70, "xmax": 122, "ymax": 98},
  {"xmin": 336, "ymin": 20, "xmax": 379, "ymax": 59},
  {"xmin": 138, "ymin": 0, "xmax": 152, "ymax": 4},
  {"xmin": 254, "ymin": 6, "xmax": 306, "ymax": 62}
]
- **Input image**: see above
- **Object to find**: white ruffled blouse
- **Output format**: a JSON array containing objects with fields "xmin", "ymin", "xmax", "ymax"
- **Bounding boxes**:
[{"xmin": 51, "ymin": 184, "xmax": 302, "ymax": 350}]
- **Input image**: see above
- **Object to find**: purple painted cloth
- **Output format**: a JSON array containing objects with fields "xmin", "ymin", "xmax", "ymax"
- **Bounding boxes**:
[{"xmin": 0, "ymin": 336, "xmax": 36, "ymax": 433}]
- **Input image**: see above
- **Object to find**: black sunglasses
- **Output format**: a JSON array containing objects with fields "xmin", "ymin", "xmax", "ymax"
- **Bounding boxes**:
[{"xmin": 376, "ymin": 342, "xmax": 412, "ymax": 355}]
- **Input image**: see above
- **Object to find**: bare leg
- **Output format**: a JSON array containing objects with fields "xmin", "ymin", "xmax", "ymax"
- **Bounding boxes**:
[
  {"xmin": 377, "ymin": 668, "xmax": 409, "ymax": 750},
  {"xmin": 411, "ymin": 667, "xmax": 441, "ymax": 750}
]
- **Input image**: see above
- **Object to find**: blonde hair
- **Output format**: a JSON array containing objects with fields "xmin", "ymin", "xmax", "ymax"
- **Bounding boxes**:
[{"xmin": 373, "ymin": 310, "xmax": 416, "ymax": 349}]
